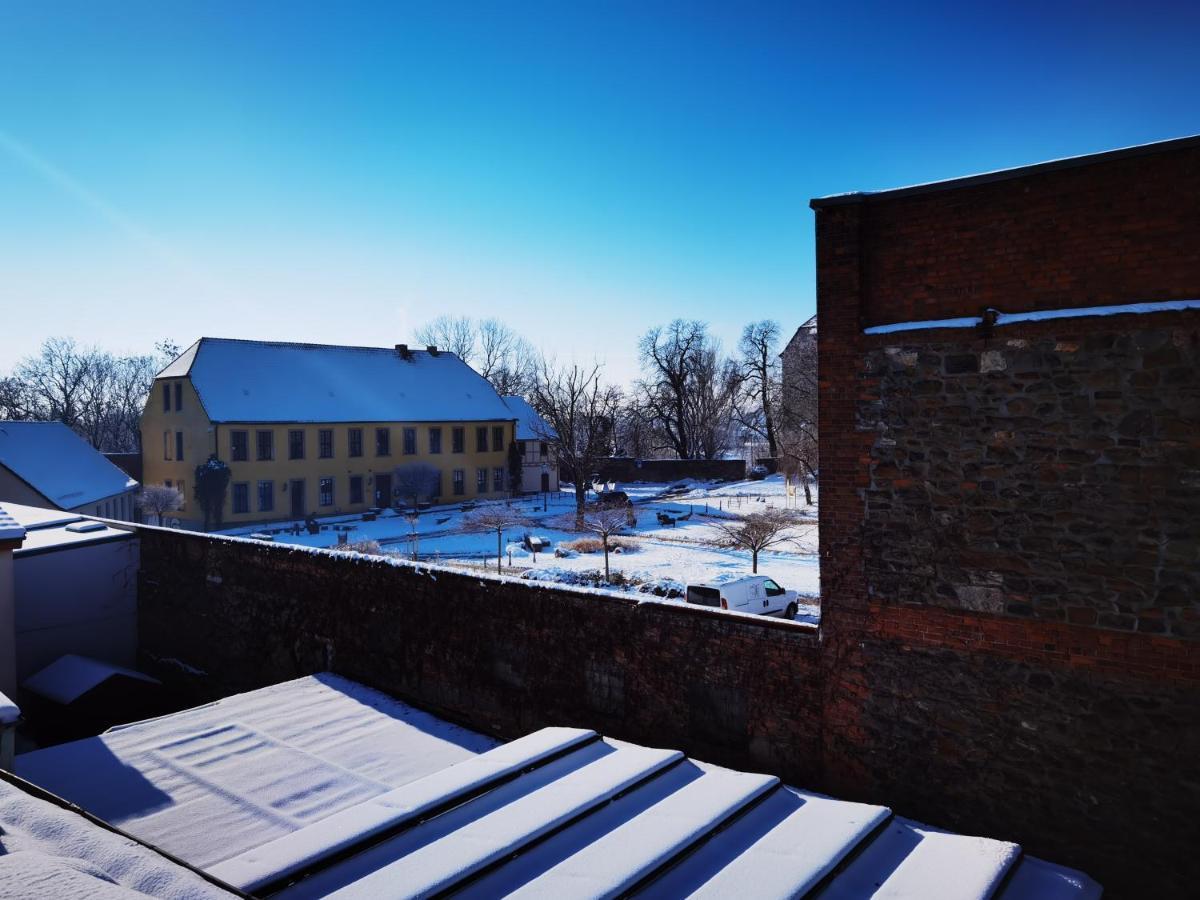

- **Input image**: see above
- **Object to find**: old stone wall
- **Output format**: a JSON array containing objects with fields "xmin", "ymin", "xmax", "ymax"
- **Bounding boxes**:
[
  {"xmin": 861, "ymin": 321, "xmax": 1200, "ymax": 634},
  {"xmin": 136, "ymin": 528, "xmax": 825, "ymax": 785}
]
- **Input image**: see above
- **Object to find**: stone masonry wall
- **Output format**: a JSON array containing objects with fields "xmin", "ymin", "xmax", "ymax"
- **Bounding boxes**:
[
  {"xmin": 136, "ymin": 528, "xmax": 825, "ymax": 786},
  {"xmin": 861, "ymin": 322, "xmax": 1200, "ymax": 634}
]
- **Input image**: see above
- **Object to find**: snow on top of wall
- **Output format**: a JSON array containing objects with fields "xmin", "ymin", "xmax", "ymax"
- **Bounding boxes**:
[
  {"xmin": 15, "ymin": 674, "xmax": 500, "ymax": 874},
  {"xmin": 0, "ymin": 776, "xmax": 233, "ymax": 898},
  {"xmin": 503, "ymin": 395, "xmax": 557, "ymax": 440},
  {"xmin": 21, "ymin": 654, "xmax": 160, "ymax": 705},
  {"xmin": 864, "ymin": 299, "xmax": 1200, "ymax": 335},
  {"xmin": 158, "ymin": 337, "xmax": 516, "ymax": 423},
  {"xmin": 0, "ymin": 422, "xmax": 138, "ymax": 508}
]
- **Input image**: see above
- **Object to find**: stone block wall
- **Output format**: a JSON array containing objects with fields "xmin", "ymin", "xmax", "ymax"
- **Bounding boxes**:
[{"xmin": 861, "ymin": 322, "xmax": 1200, "ymax": 634}]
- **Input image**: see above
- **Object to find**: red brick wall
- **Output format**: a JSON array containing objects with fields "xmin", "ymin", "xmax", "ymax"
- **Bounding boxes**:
[
  {"xmin": 856, "ymin": 142, "xmax": 1200, "ymax": 325},
  {"xmin": 815, "ymin": 139, "xmax": 1200, "ymax": 898}
]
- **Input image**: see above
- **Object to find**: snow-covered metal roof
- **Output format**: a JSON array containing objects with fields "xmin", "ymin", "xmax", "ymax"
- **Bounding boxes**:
[
  {"xmin": 0, "ymin": 422, "xmax": 139, "ymax": 509},
  {"xmin": 158, "ymin": 337, "xmax": 517, "ymax": 424},
  {"xmin": 503, "ymin": 395, "xmax": 556, "ymax": 441},
  {"xmin": 0, "ymin": 504, "xmax": 24, "ymax": 543},
  {"xmin": 15, "ymin": 674, "xmax": 1099, "ymax": 898},
  {"xmin": 0, "ymin": 774, "xmax": 235, "ymax": 898}
]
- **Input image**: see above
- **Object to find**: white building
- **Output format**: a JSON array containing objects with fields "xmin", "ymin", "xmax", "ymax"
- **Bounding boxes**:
[
  {"xmin": 0, "ymin": 421, "xmax": 139, "ymax": 521},
  {"xmin": 503, "ymin": 396, "xmax": 560, "ymax": 494}
]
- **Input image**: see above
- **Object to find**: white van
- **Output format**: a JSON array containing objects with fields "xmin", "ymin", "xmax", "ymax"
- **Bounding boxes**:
[{"xmin": 685, "ymin": 575, "xmax": 801, "ymax": 620}]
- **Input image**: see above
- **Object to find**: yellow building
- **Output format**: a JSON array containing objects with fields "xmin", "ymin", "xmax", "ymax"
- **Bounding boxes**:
[{"xmin": 141, "ymin": 338, "xmax": 519, "ymax": 529}]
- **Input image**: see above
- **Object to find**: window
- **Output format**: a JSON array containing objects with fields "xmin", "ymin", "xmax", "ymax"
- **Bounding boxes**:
[
  {"xmin": 318, "ymin": 429, "xmax": 333, "ymax": 458},
  {"xmin": 256, "ymin": 430, "xmax": 274, "ymax": 461},
  {"xmin": 429, "ymin": 427, "xmax": 442, "ymax": 454},
  {"xmin": 165, "ymin": 479, "xmax": 172, "ymax": 488},
  {"xmin": 493, "ymin": 426, "xmax": 504, "ymax": 451},
  {"xmin": 493, "ymin": 467, "xmax": 505, "ymax": 492},
  {"xmin": 232, "ymin": 483, "xmax": 249, "ymax": 514},
  {"xmin": 403, "ymin": 427, "xmax": 416, "ymax": 455},
  {"xmin": 349, "ymin": 475, "xmax": 364, "ymax": 505},
  {"xmin": 257, "ymin": 480, "xmax": 274, "ymax": 512},
  {"xmin": 476, "ymin": 467, "xmax": 487, "ymax": 492},
  {"xmin": 104, "ymin": 501, "xmax": 111, "ymax": 517},
  {"xmin": 763, "ymin": 579, "xmax": 785, "ymax": 597},
  {"xmin": 319, "ymin": 477, "xmax": 334, "ymax": 506},
  {"xmin": 289, "ymin": 429, "xmax": 305, "ymax": 460},
  {"xmin": 518, "ymin": 441, "xmax": 526, "ymax": 457},
  {"xmin": 540, "ymin": 442, "xmax": 548, "ymax": 457},
  {"xmin": 176, "ymin": 480, "xmax": 185, "ymax": 509},
  {"xmin": 349, "ymin": 427, "xmax": 363, "ymax": 457},
  {"xmin": 163, "ymin": 431, "xmax": 171, "ymax": 461},
  {"xmin": 231, "ymin": 430, "xmax": 248, "ymax": 461},
  {"xmin": 452, "ymin": 427, "xmax": 464, "ymax": 453},
  {"xmin": 162, "ymin": 384, "xmax": 170, "ymax": 413},
  {"xmin": 452, "ymin": 469, "xmax": 465, "ymax": 496},
  {"xmin": 476, "ymin": 427, "xmax": 488, "ymax": 453},
  {"xmin": 175, "ymin": 431, "xmax": 184, "ymax": 462},
  {"xmin": 174, "ymin": 382, "xmax": 182, "ymax": 412},
  {"xmin": 376, "ymin": 428, "xmax": 390, "ymax": 456}
]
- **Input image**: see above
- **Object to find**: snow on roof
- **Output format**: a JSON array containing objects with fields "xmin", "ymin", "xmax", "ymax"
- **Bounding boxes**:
[
  {"xmin": 158, "ymin": 337, "xmax": 517, "ymax": 423},
  {"xmin": 864, "ymin": 298, "xmax": 1200, "ymax": 335},
  {"xmin": 0, "ymin": 504, "xmax": 25, "ymax": 543},
  {"xmin": 14, "ymin": 675, "xmax": 1100, "ymax": 898},
  {"xmin": 0, "ymin": 422, "xmax": 139, "ymax": 509},
  {"xmin": 22, "ymin": 654, "xmax": 160, "ymax": 705},
  {"xmin": 0, "ymin": 774, "xmax": 234, "ymax": 898},
  {"xmin": 0, "ymin": 502, "xmax": 134, "ymax": 556},
  {"xmin": 503, "ymin": 395, "xmax": 556, "ymax": 440},
  {"xmin": 15, "ymin": 673, "xmax": 500, "ymax": 875}
]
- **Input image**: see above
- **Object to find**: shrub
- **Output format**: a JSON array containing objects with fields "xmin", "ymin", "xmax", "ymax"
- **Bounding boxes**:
[{"xmin": 337, "ymin": 539, "xmax": 383, "ymax": 555}]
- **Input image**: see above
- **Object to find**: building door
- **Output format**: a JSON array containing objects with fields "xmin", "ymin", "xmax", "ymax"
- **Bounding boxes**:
[
  {"xmin": 290, "ymin": 479, "xmax": 305, "ymax": 518},
  {"xmin": 540, "ymin": 471, "xmax": 550, "ymax": 492},
  {"xmin": 375, "ymin": 473, "xmax": 392, "ymax": 508}
]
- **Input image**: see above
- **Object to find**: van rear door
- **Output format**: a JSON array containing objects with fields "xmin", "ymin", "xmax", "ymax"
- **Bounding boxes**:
[{"xmin": 686, "ymin": 585, "xmax": 721, "ymax": 607}]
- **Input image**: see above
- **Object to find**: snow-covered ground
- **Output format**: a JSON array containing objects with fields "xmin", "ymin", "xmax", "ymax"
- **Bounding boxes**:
[{"xmin": 219, "ymin": 475, "xmax": 819, "ymax": 618}]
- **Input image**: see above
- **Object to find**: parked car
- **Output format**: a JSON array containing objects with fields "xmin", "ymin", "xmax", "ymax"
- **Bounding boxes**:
[
  {"xmin": 685, "ymin": 575, "xmax": 801, "ymax": 619},
  {"xmin": 747, "ymin": 464, "xmax": 770, "ymax": 481},
  {"xmin": 596, "ymin": 490, "xmax": 630, "ymax": 508}
]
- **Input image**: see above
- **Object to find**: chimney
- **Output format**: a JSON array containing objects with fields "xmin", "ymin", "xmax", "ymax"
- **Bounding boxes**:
[
  {"xmin": 426, "ymin": 345, "xmax": 439, "ymax": 356},
  {"xmin": 395, "ymin": 343, "xmax": 411, "ymax": 360}
]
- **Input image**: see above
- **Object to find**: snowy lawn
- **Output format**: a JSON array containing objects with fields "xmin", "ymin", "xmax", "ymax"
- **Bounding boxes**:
[{"xmin": 218, "ymin": 474, "xmax": 819, "ymax": 619}]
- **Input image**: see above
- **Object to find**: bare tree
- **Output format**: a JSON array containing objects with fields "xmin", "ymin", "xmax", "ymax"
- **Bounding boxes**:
[
  {"xmin": 636, "ymin": 320, "xmax": 737, "ymax": 459},
  {"xmin": 528, "ymin": 358, "xmax": 620, "ymax": 527},
  {"xmin": 736, "ymin": 321, "xmax": 782, "ymax": 459},
  {"xmin": 463, "ymin": 506, "xmax": 532, "ymax": 573},
  {"xmin": 414, "ymin": 316, "xmax": 535, "ymax": 397},
  {"xmin": 137, "ymin": 483, "xmax": 184, "ymax": 526},
  {"xmin": 712, "ymin": 508, "xmax": 801, "ymax": 573},
  {"xmin": 392, "ymin": 463, "xmax": 441, "ymax": 509},
  {"xmin": 415, "ymin": 315, "xmax": 476, "ymax": 362},
  {"xmin": 2, "ymin": 337, "xmax": 179, "ymax": 452},
  {"xmin": 777, "ymin": 323, "xmax": 818, "ymax": 504},
  {"xmin": 581, "ymin": 506, "xmax": 630, "ymax": 581}
]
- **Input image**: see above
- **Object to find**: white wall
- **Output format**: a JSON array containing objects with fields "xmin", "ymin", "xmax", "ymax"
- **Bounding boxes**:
[{"xmin": 13, "ymin": 537, "xmax": 139, "ymax": 684}]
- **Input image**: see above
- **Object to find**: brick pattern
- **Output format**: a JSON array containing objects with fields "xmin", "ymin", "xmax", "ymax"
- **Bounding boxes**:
[
  {"xmin": 860, "ymin": 323, "xmax": 1200, "ymax": 635},
  {"xmin": 858, "ymin": 144, "xmax": 1200, "ymax": 325}
]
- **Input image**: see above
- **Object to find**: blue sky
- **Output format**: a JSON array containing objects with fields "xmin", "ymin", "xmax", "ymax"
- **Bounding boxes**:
[{"xmin": 2, "ymin": 1, "xmax": 1198, "ymax": 383}]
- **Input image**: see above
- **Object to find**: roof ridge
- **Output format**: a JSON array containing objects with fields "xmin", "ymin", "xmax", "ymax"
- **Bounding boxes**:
[{"xmin": 193, "ymin": 336, "xmax": 459, "ymax": 358}]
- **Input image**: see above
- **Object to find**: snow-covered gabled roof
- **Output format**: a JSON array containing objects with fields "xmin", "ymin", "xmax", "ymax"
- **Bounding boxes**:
[
  {"xmin": 22, "ymin": 654, "xmax": 160, "ymax": 705},
  {"xmin": 156, "ymin": 338, "xmax": 517, "ymax": 424},
  {"xmin": 0, "ymin": 422, "xmax": 139, "ymax": 509},
  {"xmin": 504, "ymin": 395, "xmax": 556, "ymax": 441},
  {"xmin": 14, "ymin": 674, "xmax": 1100, "ymax": 898}
]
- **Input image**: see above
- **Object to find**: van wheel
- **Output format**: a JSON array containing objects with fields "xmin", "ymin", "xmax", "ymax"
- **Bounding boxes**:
[{"xmin": 785, "ymin": 602, "xmax": 798, "ymax": 621}]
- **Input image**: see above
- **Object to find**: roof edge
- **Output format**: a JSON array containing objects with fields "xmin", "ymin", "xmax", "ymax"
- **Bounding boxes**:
[{"xmin": 810, "ymin": 133, "xmax": 1200, "ymax": 209}]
